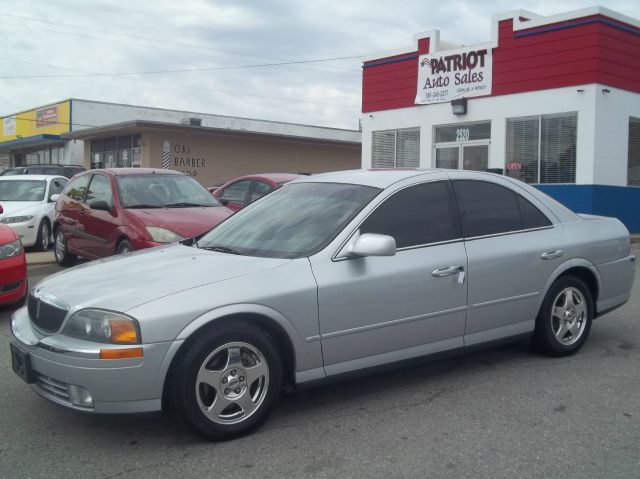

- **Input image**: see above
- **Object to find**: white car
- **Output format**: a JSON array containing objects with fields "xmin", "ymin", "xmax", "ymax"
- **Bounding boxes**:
[{"xmin": 0, "ymin": 175, "xmax": 68, "ymax": 251}]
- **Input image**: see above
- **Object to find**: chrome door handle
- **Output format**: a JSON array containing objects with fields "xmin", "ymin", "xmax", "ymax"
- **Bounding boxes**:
[
  {"xmin": 432, "ymin": 265, "xmax": 463, "ymax": 277},
  {"xmin": 541, "ymin": 249, "xmax": 563, "ymax": 260}
]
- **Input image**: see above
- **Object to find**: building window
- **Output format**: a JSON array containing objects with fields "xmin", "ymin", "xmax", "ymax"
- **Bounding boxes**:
[
  {"xmin": 628, "ymin": 117, "xmax": 640, "ymax": 186},
  {"xmin": 90, "ymin": 134, "xmax": 142, "ymax": 169},
  {"xmin": 505, "ymin": 113, "xmax": 577, "ymax": 183},
  {"xmin": 372, "ymin": 128, "xmax": 420, "ymax": 168}
]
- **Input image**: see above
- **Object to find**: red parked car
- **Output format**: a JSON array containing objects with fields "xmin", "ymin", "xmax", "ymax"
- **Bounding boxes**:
[
  {"xmin": 53, "ymin": 168, "xmax": 233, "ymax": 266},
  {"xmin": 0, "ymin": 222, "xmax": 27, "ymax": 307},
  {"xmin": 213, "ymin": 173, "xmax": 303, "ymax": 212}
]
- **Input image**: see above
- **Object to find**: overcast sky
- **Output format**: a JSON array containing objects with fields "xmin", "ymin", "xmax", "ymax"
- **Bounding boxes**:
[{"xmin": 0, "ymin": 0, "xmax": 638, "ymax": 130}]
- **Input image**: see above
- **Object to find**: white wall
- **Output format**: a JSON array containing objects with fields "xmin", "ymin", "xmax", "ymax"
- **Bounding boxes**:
[
  {"xmin": 361, "ymin": 84, "xmax": 602, "ymax": 184},
  {"xmin": 62, "ymin": 139, "xmax": 85, "ymax": 165},
  {"xmin": 592, "ymin": 86, "xmax": 640, "ymax": 186}
]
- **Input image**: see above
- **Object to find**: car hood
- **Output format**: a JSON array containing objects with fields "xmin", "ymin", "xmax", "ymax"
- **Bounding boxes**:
[
  {"xmin": 0, "ymin": 201, "xmax": 43, "ymax": 218},
  {"xmin": 36, "ymin": 244, "xmax": 289, "ymax": 312},
  {"xmin": 126, "ymin": 206, "xmax": 232, "ymax": 237}
]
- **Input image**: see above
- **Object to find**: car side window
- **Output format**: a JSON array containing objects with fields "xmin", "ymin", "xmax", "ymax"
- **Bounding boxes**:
[
  {"xmin": 85, "ymin": 175, "xmax": 113, "ymax": 208},
  {"xmin": 455, "ymin": 180, "xmax": 550, "ymax": 237},
  {"xmin": 360, "ymin": 181, "xmax": 461, "ymax": 248},
  {"xmin": 517, "ymin": 195, "xmax": 552, "ymax": 229},
  {"xmin": 220, "ymin": 180, "xmax": 252, "ymax": 204},
  {"xmin": 250, "ymin": 181, "xmax": 273, "ymax": 203},
  {"xmin": 63, "ymin": 175, "xmax": 91, "ymax": 202},
  {"xmin": 49, "ymin": 178, "xmax": 68, "ymax": 196}
]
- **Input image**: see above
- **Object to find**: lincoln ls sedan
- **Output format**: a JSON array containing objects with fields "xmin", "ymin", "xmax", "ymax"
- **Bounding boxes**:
[{"xmin": 9, "ymin": 169, "xmax": 635, "ymax": 440}]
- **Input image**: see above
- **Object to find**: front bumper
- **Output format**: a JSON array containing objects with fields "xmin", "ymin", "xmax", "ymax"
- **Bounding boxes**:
[
  {"xmin": 0, "ymin": 255, "xmax": 27, "ymax": 305},
  {"xmin": 9, "ymin": 306, "xmax": 180, "ymax": 414},
  {"xmin": 5, "ymin": 220, "xmax": 38, "ymax": 247}
]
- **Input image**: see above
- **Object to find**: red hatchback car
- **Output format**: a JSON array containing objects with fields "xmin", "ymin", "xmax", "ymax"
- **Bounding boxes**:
[
  {"xmin": 0, "ymin": 222, "xmax": 27, "ymax": 307},
  {"xmin": 53, "ymin": 168, "xmax": 232, "ymax": 266},
  {"xmin": 213, "ymin": 173, "xmax": 303, "ymax": 212}
]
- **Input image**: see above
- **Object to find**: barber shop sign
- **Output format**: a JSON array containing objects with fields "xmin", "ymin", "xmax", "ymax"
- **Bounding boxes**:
[{"xmin": 415, "ymin": 47, "xmax": 492, "ymax": 105}]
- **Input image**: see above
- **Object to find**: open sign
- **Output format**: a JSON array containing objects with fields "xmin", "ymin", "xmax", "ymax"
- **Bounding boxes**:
[{"xmin": 506, "ymin": 162, "xmax": 522, "ymax": 170}]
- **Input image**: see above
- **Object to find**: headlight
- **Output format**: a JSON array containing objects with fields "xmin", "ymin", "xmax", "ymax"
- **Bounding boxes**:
[
  {"xmin": 63, "ymin": 309, "xmax": 141, "ymax": 344},
  {"xmin": 146, "ymin": 226, "xmax": 184, "ymax": 243},
  {"xmin": 0, "ymin": 239, "xmax": 22, "ymax": 259},
  {"xmin": 1, "ymin": 215, "xmax": 33, "ymax": 224}
]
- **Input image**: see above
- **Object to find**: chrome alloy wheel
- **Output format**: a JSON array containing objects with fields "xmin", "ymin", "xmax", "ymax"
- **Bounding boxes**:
[
  {"xmin": 40, "ymin": 222, "xmax": 49, "ymax": 250},
  {"xmin": 195, "ymin": 341, "xmax": 269, "ymax": 425},
  {"xmin": 54, "ymin": 230, "xmax": 65, "ymax": 261},
  {"xmin": 551, "ymin": 287, "xmax": 587, "ymax": 346}
]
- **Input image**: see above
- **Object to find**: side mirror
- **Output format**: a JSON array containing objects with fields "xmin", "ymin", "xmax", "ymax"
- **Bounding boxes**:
[
  {"xmin": 341, "ymin": 231, "xmax": 396, "ymax": 258},
  {"xmin": 219, "ymin": 198, "xmax": 229, "ymax": 206},
  {"xmin": 49, "ymin": 194, "xmax": 60, "ymax": 203},
  {"xmin": 89, "ymin": 200, "xmax": 112, "ymax": 211}
]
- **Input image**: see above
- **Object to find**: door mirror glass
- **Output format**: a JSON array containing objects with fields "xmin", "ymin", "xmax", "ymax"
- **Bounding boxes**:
[{"xmin": 344, "ymin": 232, "xmax": 396, "ymax": 258}]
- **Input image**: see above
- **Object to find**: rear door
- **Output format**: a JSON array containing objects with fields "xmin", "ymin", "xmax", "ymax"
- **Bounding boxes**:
[
  {"xmin": 82, "ymin": 174, "xmax": 118, "ymax": 258},
  {"xmin": 58, "ymin": 174, "xmax": 91, "ymax": 253},
  {"xmin": 451, "ymin": 174, "xmax": 568, "ymax": 346}
]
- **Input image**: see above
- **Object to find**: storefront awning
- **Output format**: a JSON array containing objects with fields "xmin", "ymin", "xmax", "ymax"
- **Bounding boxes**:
[{"xmin": 0, "ymin": 134, "xmax": 67, "ymax": 153}]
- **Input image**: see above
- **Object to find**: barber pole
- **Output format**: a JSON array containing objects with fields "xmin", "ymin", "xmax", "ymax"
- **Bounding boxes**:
[{"xmin": 162, "ymin": 141, "xmax": 171, "ymax": 169}]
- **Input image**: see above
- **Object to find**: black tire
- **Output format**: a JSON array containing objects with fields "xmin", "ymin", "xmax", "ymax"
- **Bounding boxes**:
[
  {"xmin": 53, "ymin": 227, "xmax": 78, "ymax": 267},
  {"xmin": 116, "ymin": 239, "xmax": 133, "ymax": 255},
  {"xmin": 170, "ymin": 320, "xmax": 283, "ymax": 441},
  {"xmin": 35, "ymin": 219, "xmax": 50, "ymax": 252},
  {"xmin": 532, "ymin": 275, "xmax": 593, "ymax": 357}
]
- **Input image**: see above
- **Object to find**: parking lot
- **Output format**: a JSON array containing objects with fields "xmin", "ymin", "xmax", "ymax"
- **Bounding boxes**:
[{"xmin": 2, "ymin": 253, "xmax": 639, "ymax": 479}]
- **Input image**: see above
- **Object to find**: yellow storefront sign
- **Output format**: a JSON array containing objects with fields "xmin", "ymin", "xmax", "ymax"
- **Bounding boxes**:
[{"xmin": 1, "ymin": 100, "xmax": 71, "ymax": 142}]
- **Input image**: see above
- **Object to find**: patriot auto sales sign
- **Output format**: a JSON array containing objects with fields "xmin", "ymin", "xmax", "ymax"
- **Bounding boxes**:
[{"xmin": 415, "ymin": 47, "xmax": 492, "ymax": 104}]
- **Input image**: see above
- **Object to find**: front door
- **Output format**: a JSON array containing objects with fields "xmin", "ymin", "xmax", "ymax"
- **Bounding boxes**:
[{"xmin": 311, "ymin": 179, "xmax": 468, "ymax": 375}]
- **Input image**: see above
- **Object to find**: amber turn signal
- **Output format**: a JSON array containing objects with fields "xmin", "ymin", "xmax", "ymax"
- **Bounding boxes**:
[
  {"xmin": 109, "ymin": 319, "xmax": 139, "ymax": 344},
  {"xmin": 100, "ymin": 347, "xmax": 143, "ymax": 360}
]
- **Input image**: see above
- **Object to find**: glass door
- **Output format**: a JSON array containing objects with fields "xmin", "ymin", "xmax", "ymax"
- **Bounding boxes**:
[
  {"xmin": 462, "ymin": 145, "xmax": 488, "ymax": 171},
  {"xmin": 435, "ymin": 147, "xmax": 459, "ymax": 169}
]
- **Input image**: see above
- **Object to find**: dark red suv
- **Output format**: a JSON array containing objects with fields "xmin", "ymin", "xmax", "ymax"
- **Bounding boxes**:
[{"xmin": 52, "ymin": 168, "xmax": 232, "ymax": 266}]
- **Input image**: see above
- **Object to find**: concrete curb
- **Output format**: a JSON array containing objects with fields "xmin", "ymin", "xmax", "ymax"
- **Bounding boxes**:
[{"xmin": 26, "ymin": 251, "xmax": 56, "ymax": 266}]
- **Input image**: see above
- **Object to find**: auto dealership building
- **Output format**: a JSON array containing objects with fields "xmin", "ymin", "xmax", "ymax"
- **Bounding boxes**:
[
  {"xmin": 361, "ymin": 7, "xmax": 640, "ymax": 231},
  {"xmin": 0, "ymin": 100, "xmax": 361, "ymax": 186}
]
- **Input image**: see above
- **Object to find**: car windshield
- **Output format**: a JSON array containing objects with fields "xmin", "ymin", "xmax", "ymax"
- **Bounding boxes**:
[
  {"xmin": 0, "ymin": 168, "xmax": 26, "ymax": 176},
  {"xmin": 197, "ymin": 182, "xmax": 380, "ymax": 259},
  {"xmin": 0, "ymin": 180, "xmax": 46, "ymax": 201},
  {"xmin": 116, "ymin": 174, "xmax": 221, "ymax": 208}
]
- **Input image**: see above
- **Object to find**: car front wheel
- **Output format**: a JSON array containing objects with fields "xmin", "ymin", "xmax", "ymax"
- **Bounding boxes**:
[
  {"xmin": 35, "ymin": 220, "xmax": 50, "ymax": 252},
  {"xmin": 170, "ymin": 321, "xmax": 283, "ymax": 441},
  {"xmin": 532, "ymin": 275, "xmax": 593, "ymax": 356},
  {"xmin": 53, "ymin": 228, "xmax": 78, "ymax": 267}
]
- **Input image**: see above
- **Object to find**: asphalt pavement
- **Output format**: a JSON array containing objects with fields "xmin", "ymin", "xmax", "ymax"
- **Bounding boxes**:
[{"xmin": 1, "ymin": 254, "xmax": 639, "ymax": 479}]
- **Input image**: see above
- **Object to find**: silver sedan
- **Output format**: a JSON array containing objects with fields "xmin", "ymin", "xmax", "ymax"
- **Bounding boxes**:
[{"xmin": 9, "ymin": 169, "xmax": 636, "ymax": 440}]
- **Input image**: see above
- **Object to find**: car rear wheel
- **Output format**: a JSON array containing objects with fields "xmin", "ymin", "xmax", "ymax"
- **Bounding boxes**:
[
  {"xmin": 116, "ymin": 239, "xmax": 133, "ymax": 255},
  {"xmin": 532, "ymin": 275, "xmax": 593, "ymax": 356},
  {"xmin": 54, "ymin": 228, "xmax": 77, "ymax": 267},
  {"xmin": 170, "ymin": 321, "xmax": 283, "ymax": 441},
  {"xmin": 35, "ymin": 220, "xmax": 50, "ymax": 252}
]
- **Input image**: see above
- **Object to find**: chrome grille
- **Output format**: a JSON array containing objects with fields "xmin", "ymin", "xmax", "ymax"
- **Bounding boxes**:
[
  {"xmin": 28, "ymin": 293, "xmax": 69, "ymax": 333},
  {"xmin": 34, "ymin": 374, "xmax": 71, "ymax": 404}
]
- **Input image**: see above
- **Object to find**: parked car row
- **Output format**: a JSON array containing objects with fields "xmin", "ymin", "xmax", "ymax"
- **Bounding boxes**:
[
  {"xmin": 1, "ymin": 164, "xmax": 85, "ymax": 178},
  {"xmin": 8, "ymin": 168, "xmax": 636, "ymax": 442}
]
